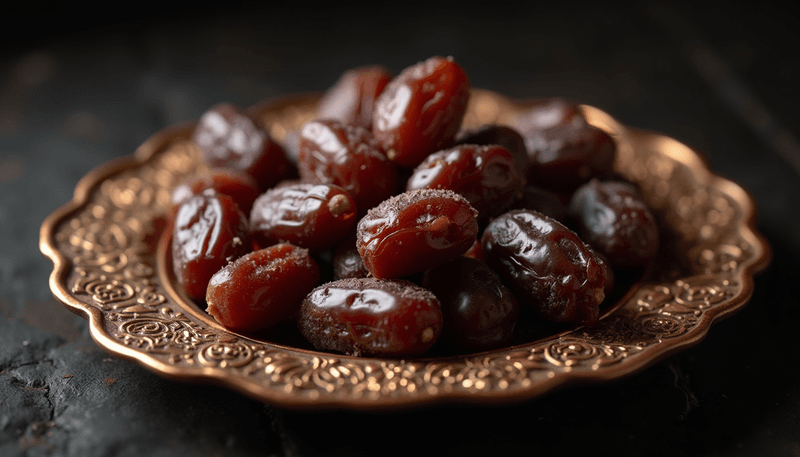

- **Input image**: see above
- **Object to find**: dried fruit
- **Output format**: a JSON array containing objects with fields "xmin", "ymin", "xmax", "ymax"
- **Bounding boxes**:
[
  {"xmin": 482, "ymin": 209, "xmax": 606, "ymax": 325},
  {"xmin": 372, "ymin": 56, "xmax": 470, "ymax": 168},
  {"xmin": 206, "ymin": 244, "xmax": 320, "ymax": 332},
  {"xmin": 423, "ymin": 257, "xmax": 519, "ymax": 352},
  {"xmin": 568, "ymin": 179, "xmax": 659, "ymax": 268},
  {"xmin": 298, "ymin": 278, "xmax": 442, "ymax": 357},
  {"xmin": 171, "ymin": 193, "xmax": 250, "ymax": 302},
  {"xmin": 250, "ymin": 183, "xmax": 358, "ymax": 252},
  {"xmin": 357, "ymin": 189, "xmax": 478, "ymax": 278}
]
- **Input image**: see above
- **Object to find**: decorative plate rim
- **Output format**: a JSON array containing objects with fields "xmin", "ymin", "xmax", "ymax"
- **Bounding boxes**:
[{"xmin": 40, "ymin": 89, "xmax": 771, "ymax": 410}]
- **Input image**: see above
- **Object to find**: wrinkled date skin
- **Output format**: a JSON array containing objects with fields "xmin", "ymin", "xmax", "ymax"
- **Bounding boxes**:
[
  {"xmin": 317, "ymin": 65, "xmax": 393, "ymax": 129},
  {"xmin": 569, "ymin": 179, "xmax": 659, "ymax": 268},
  {"xmin": 406, "ymin": 145, "xmax": 524, "ymax": 222},
  {"xmin": 454, "ymin": 124, "xmax": 530, "ymax": 176},
  {"xmin": 298, "ymin": 119, "xmax": 398, "ymax": 214},
  {"xmin": 172, "ymin": 193, "xmax": 250, "ymax": 302},
  {"xmin": 372, "ymin": 56, "xmax": 470, "ymax": 168},
  {"xmin": 357, "ymin": 188, "xmax": 478, "ymax": 278},
  {"xmin": 423, "ymin": 257, "xmax": 519, "ymax": 352},
  {"xmin": 513, "ymin": 98, "xmax": 615, "ymax": 190},
  {"xmin": 481, "ymin": 210, "xmax": 606, "ymax": 326},
  {"xmin": 171, "ymin": 168, "xmax": 261, "ymax": 216},
  {"xmin": 250, "ymin": 183, "xmax": 358, "ymax": 252},
  {"xmin": 206, "ymin": 244, "xmax": 320, "ymax": 333},
  {"xmin": 192, "ymin": 103, "xmax": 292, "ymax": 189},
  {"xmin": 298, "ymin": 278, "xmax": 443, "ymax": 357}
]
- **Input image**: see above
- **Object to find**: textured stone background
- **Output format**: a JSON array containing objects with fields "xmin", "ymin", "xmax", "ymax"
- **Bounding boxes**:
[{"xmin": 2, "ymin": 1, "xmax": 799, "ymax": 456}]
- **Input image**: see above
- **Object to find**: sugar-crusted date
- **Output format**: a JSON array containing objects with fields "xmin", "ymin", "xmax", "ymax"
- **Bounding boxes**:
[
  {"xmin": 298, "ymin": 278, "xmax": 442, "ymax": 357},
  {"xmin": 206, "ymin": 244, "xmax": 320, "ymax": 332},
  {"xmin": 357, "ymin": 189, "xmax": 478, "ymax": 279}
]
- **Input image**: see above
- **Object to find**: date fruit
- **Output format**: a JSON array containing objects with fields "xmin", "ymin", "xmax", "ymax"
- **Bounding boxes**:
[
  {"xmin": 406, "ymin": 144, "xmax": 524, "ymax": 222},
  {"xmin": 510, "ymin": 184, "xmax": 568, "ymax": 223},
  {"xmin": 250, "ymin": 183, "xmax": 358, "ymax": 252},
  {"xmin": 568, "ymin": 179, "xmax": 659, "ymax": 268},
  {"xmin": 206, "ymin": 244, "xmax": 320, "ymax": 333},
  {"xmin": 317, "ymin": 65, "xmax": 393, "ymax": 128},
  {"xmin": 332, "ymin": 234, "xmax": 370, "ymax": 280},
  {"xmin": 454, "ymin": 124, "xmax": 530, "ymax": 176},
  {"xmin": 423, "ymin": 257, "xmax": 519, "ymax": 352},
  {"xmin": 171, "ymin": 168, "xmax": 261, "ymax": 216},
  {"xmin": 172, "ymin": 193, "xmax": 250, "ymax": 302},
  {"xmin": 372, "ymin": 56, "xmax": 470, "ymax": 168},
  {"xmin": 298, "ymin": 278, "xmax": 442, "ymax": 357},
  {"xmin": 357, "ymin": 188, "xmax": 478, "ymax": 278},
  {"xmin": 298, "ymin": 119, "xmax": 398, "ymax": 213},
  {"xmin": 192, "ymin": 103, "xmax": 292, "ymax": 189},
  {"xmin": 481, "ymin": 209, "xmax": 606, "ymax": 325},
  {"xmin": 513, "ymin": 99, "xmax": 615, "ymax": 190}
]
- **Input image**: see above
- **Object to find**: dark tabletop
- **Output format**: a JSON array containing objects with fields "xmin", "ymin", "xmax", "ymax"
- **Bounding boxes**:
[{"xmin": 2, "ymin": 2, "xmax": 799, "ymax": 456}]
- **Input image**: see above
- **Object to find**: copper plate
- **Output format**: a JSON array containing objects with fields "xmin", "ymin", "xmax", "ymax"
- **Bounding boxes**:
[{"xmin": 40, "ymin": 90, "xmax": 771, "ymax": 410}]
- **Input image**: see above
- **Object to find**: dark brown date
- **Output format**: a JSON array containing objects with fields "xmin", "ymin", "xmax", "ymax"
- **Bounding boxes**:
[
  {"xmin": 423, "ymin": 257, "xmax": 519, "ymax": 352},
  {"xmin": 192, "ymin": 103, "xmax": 292, "ymax": 189},
  {"xmin": 172, "ymin": 193, "xmax": 250, "ymax": 302},
  {"xmin": 250, "ymin": 183, "xmax": 358, "ymax": 252},
  {"xmin": 406, "ymin": 144, "xmax": 524, "ymax": 222},
  {"xmin": 206, "ymin": 244, "xmax": 320, "ymax": 333},
  {"xmin": 171, "ymin": 168, "xmax": 260, "ymax": 216},
  {"xmin": 454, "ymin": 124, "xmax": 530, "ymax": 176},
  {"xmin": 372, "ymin": 56, "xmax": 470, "ymax": 168},
  {"xmin": 510, "ymin": 184, "xmax": 568, "ymax": 223},
  {"xmin": 513, "ymin": 99, "xmax": 615, "ymax": 190},
  {"xmin": 332, "ymin": 234, "xmax": 370, "ymax": 280},
  {"xmin": 298, "ymin": 119, "xmax": 398, "ymax": 214},
  {"xmin": 357, "ymin": 189, "xmax": 478, "ymax": 279},
  {"xmin": 298, "ymin": 278, "xmax": 442, "ymax": 357},
  {"xmin": 317, "ymin": 65, "xmax": 393, "ymax": 129},
  {"xmin": 568, "ymin": 179, "xmax": 659, "ymax": 268},
  {"xmin": 481, "ymin": 209, "xmax": 606, "ymax": 325}
]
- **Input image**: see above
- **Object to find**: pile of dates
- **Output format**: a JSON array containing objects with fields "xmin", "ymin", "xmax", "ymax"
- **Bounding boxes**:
[{"xmin": 170, "ymin": 56, "xmax": 659, "ymax": 358}]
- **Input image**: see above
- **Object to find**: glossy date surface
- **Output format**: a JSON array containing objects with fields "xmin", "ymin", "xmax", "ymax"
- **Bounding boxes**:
[
  {"xmin": 481, "ymin": 209, "xmax": 606, "ymax": 325},
  {"xmin": 298, "ymin": 119, "xmax": 398, "ymax": 214},
  {"xmin": 250, "ymin": 183, "xmax": 357, "ymax": 252},
  {"xmin": 372, "ymin": 56, "xmax": 470, "ymax": 168},
  {"xmin": 406, "ymin": 144, "xmax": 524, "ymax": 222},
  {"xmin": 569, "ymin": 179, "xmax": 659, "ymax": 268},
  {"xmin": 357, "ymin": 188, "xmax": 478, "ymax": 279},
  {"xmin": 298, "ymin": 278, "xmax": 442, "ymax": 357},
  {"xmin": 206, "ymin": 244, "xmax": 320, "ymax": 333},
  {"xmin": 171, "ymin": 193, "xmax": 250, "ymax": 302}
]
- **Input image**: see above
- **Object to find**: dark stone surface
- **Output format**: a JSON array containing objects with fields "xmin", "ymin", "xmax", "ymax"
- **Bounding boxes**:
[{"xmin": 2, "ymin": 2, "xmax": 798, "ymax": 456}]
